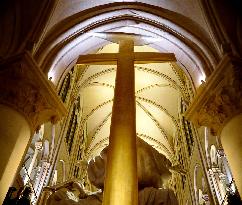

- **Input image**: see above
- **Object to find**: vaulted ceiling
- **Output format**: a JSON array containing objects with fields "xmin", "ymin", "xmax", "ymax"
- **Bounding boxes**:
[{"xmin": 74, "ymin": 43, "xmax": 190, "ymax": 161}]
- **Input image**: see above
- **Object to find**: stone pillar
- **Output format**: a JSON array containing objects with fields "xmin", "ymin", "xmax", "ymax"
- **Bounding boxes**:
[
  {"xmin": 221, "ymin": 114, "xmax": 242, "ymax": 195},
  {"xmin": 0, "ymin": 104, "xmax": 31, "ymax": 202},
  {"xmin": 0, "ymin": 52, "xmax": 66, "ymax": 203},
  {"xmin": 185, "ymin": 54, "xmax": 242, "ymax": 196},
  {"xmin": 102, "ymin": 40, "xmax": 138, "ymax": 205}
]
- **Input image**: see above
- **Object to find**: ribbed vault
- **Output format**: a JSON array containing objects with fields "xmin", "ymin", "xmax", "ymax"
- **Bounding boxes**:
[{"xmin": 74, "ymin": 43, "xmax": 191, "ymax": 162}]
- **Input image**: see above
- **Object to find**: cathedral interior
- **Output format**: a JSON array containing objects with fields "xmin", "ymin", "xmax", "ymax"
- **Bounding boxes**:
[{"xmin": 1, "ymin": 1, "xmax": 242, "ymax": 205}]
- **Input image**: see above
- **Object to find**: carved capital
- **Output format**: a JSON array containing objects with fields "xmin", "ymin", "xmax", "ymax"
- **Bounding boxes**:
[
  {"xmin": 185, "ymin": 54, "xmax": 242, "ymax": 135},
  {"xmin": 0, "ymin": 51, "xmax": 67, "ymax": 132}
]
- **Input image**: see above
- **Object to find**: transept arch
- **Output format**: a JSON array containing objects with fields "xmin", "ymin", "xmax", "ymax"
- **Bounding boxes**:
[{"xmin": 33, "ymin": 2, "xmax": 219, "ymax": 89}]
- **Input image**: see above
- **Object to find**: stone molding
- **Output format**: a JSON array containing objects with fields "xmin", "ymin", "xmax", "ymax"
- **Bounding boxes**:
[
  {"xmin": 0, "ymin": 51, "xmax": 67, "ymax": 133},
  {"xmin": 185, "ymin": 54, "xmax": 242, "ymax": 135}
]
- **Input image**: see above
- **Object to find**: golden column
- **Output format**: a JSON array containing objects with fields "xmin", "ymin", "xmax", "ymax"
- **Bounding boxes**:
[
  {"xmin": 102, "ymin": 40, "xmax": 138, "ymax": 205},
  {"xmin": 77, "ymin": 35, "xmax": 175, "ymax": 205}
]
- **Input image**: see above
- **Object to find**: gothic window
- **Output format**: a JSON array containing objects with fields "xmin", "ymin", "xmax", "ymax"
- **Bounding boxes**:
[
  {"xmin": 68, "ymin": 115, "xmax": 77, "ymax": 154},
  {"xmin": 66, "ymin": 112, "xmax": 77, "ymax": 154},
  {"xmin": 59, "ymin": 73, "xmax": 71, "ymax": 102},
  {"xmin": 58, "ymin": 67, "xmax": 74, "ymax": 103},
  {"xmin": 180, "ymin": 98, "xmax": 194, "ymax": 156},
  {"xmin": 210, "ymin": 145, "xmax": 218, "ymax": 167},
  {"xmin": 73, "ymin": 166, "xmax": 80, "ymax": 178},
  {"xmin": 77, "ymin": 144, "xmax": 83, "ymax": 161},
  {"xmin": 66, "ymin": 104, "xmax": 76, "ymax": 143},
  {"xmin": 66, "ymin": 97, "xmax": 80, "ymax": 155}
]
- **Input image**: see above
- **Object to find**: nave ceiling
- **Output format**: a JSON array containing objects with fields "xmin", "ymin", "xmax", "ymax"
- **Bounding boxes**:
[{"xmin": 72, "ymin": 43, "xmax": 191, "ymax": 162}]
